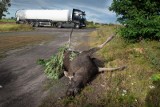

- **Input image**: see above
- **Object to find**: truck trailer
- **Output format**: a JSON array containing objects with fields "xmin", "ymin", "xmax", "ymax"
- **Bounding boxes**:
[{"xmin": 15, "ymin": 8, "xmax": 86, "ymax": 29}]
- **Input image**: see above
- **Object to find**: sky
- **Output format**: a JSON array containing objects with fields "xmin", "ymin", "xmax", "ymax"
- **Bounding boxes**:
[{"xmin": 6, "ymin": 0, "xmax": 117, "ymax": 23}]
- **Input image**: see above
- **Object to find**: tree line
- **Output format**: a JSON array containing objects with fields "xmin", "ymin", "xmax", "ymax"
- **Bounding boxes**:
[
  {"xmin": 109, "ymin": 0, "xmax": 160, "ymax": 41},
  {"xmin": 0, "ymin": 0, "xmax": 159, "ymax": 41},
  {"xmin": 0, "ymin": 0, "xmax": 10, "ymax": 19}
]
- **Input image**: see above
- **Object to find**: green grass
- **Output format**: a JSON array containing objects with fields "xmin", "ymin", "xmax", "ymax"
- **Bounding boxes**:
[
  {"xmin": 86, "ymin": 21, "xmax": 101, "ymax": 28},
  {"xmin": 86, "ymin": 23, "xmax": 100, "ymax": 28},
  {"xmin": 37, "ymin": 45, "xmax": 68, "ymax": 80},
  {"xmin": 39, "ymin": 25, "xmax": 160, "ymax": 107},
  {"xmin": 0, "ymin": 19, "xmax": 16, "ymax": 23},
  {"xmin": 88, "ymin": 25, "xmax": 160, "ymax": 107},
  {"xmin": 0, "ymin": 24, "xmax": 33, "ymax": 32},
  {"xmin": 37, "ymin": 45, "xmax": 79, "ymax": 80}
]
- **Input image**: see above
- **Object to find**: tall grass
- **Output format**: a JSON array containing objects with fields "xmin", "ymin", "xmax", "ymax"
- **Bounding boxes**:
[
  {"xmin": 39, "ymin": 25, "xmax": 160, "ymax": 107},
  {"xmin": 0, "ymin": 24, "xmax": 33, "ymax": 32},
  {"xmin": 0, "ymin": 19, "xmax": 16, "ymax": 23},
  {"xmin": 87, "ymin": 25, "xmax": 160, "ymax": 107}
]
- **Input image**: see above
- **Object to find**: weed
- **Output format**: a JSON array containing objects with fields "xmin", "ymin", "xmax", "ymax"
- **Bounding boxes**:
[
  {"xmin": 37, "ymin": 45, "xmax": 78, "ymax": 80},
  {"xmin": 0, "ymin": 19, "xmax": 16, "ymax": 23},
  {"xmin": 152, "ymin": 74, "xmax": 160, "ymax": 82},
  {"xmin": 0, "ymin": 24, "xmax": 33, "ymax": 32},
  {"xmin": 88, "ymin": 25, "xmax": 159, "ymax": 106},
  {"xmin": 37, "ymin": 45, "xmax": 67, "ymax": 79},
  {"xmin": 39, "ymin": 25, "xmax": 160, "ymax": 107}
]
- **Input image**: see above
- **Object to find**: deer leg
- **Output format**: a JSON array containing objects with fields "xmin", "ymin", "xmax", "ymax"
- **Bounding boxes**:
[
  {"xmin": 84, "ymin": 34, "xmax": 115, "ymax": 56},
  {"xmin": 97, "ymin": 34, "xmax": 115, "ymax": 49},
  {"xmin": 68, "ymin": 28, "xmax": 73, "ymax": 49},
  {"xmin": 98, "ymin": 65, "xmax": 127, "ymax": 72}
]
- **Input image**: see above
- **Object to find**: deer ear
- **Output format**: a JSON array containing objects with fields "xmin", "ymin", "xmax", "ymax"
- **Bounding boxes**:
[
  {"xmin": 64, "ymin": 71, "xmax": 69, "ymax": 77},
  {"xmin": 64, "ymin": 71, "xmax": 74, "ymax": 80}
]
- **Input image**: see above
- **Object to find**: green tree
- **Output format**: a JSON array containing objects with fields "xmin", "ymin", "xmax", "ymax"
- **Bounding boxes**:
[
  {"xmin": 109, "ymin": 0, "xmax": 160, "ymax": 42},
  {"xmin": 0, "ymin": 0, "xmax": 11, "ymax": 19}
]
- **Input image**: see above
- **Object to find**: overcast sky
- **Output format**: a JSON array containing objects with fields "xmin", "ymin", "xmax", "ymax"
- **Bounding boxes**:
[{"xmin": 6, "ymin": 0, "xmax": 117, "ymax": 23}]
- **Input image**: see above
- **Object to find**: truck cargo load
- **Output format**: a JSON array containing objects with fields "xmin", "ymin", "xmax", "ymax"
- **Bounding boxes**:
[{"xmin": 15, "ymin": 9, "xmax": 86, "ymax": 29}]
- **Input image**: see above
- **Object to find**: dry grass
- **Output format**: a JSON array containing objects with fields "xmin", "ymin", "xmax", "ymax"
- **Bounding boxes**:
[
  {"xmin": 0, "ymin": 23, "xmax": 33, "ymax": 32},
  {"xmin": 0, "ymin": 35, "xmax": 54, "ymax": 59},
  {"xmin": 39, "ymin": 25, "xmax": 160, "ymax": 107},
  {"xmin": 81, "ymin": 25, "xmax": 160, "ymax": 107}
]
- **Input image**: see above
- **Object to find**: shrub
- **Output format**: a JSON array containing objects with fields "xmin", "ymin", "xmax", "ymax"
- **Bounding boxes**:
[{"xmin": 109, "ymin": 0, "xmax": 160, "ymax": 42}]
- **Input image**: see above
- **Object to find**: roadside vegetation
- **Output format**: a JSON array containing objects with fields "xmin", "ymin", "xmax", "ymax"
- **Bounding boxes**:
[
  {"xmin": 86, "ymin": 21, "xmax": 101, "ymax": 28},
  {"xmin": 0, "ymin": 19, "xmax": 33, "ymax": 32},
  {"xmin": 0, "ymin": 0, "xmax": 11, "ymax": 19},
  {"xmin": 87, "ymin": 25, "xmax": 160, "ymax": 107},
  {"xmin": 109, "ymin": 0, "xmax": 160, "ymax": 42},
  {"xmin": 37, "ymin": 45, "xmax": 68, "ymax": 80},
  {"xmin": 0, "ymin": 19, "xmax": 16, "ymax": 23},
  {"xmin": 40, "ymin": 25, "xmax": 160, "ymax": 107},
  {"xmin": 0, "ymin": 23, "xmax": 33, "ymax": 32}
]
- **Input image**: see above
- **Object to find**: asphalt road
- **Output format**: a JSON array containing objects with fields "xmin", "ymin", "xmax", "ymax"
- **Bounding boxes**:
[{"xmin": 0, "ymin": 28, "xmax": 95, "ymax": 107}]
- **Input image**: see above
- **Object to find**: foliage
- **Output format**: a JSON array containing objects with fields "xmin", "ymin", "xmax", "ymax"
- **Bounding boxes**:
[
  {"xmin": 0, "ymin": 24, "xmax": 33, "ymax": 32},
  {"xmin": 39, "ymin": 25, "xmax": 160, "ymax": 107},
  {"xmin": 109, "ymin": 0, "xmax": 160, "ymax": 42},
  {"xmin": 86, "ymin": 21, "xmax": 101, "ymax": 28},
  {"xmin": 152, "ymin": 74, "xmax": 160, "ymax": 82},
  {"xmin": 0, "ymin": 18, "xmax": 15, "ymax": 22},
  {"xmin": 141, "ymin": 41, "xmax": 160, "ymax": 71},
  {"xmin": 37, "ymin": 45, "xmax": 67, "ymax": 80},
  {"xmin": 0, "ymin": 0, "xmax": 11, "ymax": 19},
  {"xmin": 37, "ymin": 45, "xmax": 78, "ymax": 80},
  {"xmin": 69, "ymin": 51, "xmax": 78, "ymax": 61},
  {"xmin": 89, "ymin": 25, "xmax": 160, "ymax": 106}
]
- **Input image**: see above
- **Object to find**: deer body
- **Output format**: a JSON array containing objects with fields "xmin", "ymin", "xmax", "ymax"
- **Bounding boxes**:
[
  {"xmin": 63, "ymin": 34, "xmax": 126, "ymax": 96},
  {"xmin": 64, "ymin": 49, "xmax": 99, "ymax": 96}
]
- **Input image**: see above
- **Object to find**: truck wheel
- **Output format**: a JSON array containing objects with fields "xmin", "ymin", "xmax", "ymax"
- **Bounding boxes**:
[
  {"xmin": 34, "ymin": 22, "xmax": 39, "ymax": 27},
  {"xmin": 56, "ymin": 23, "xmax": 62, "ymax": 28},
  {"xmin": 30, "ymin": 22, "xmax": 35, "ymax": 27},
  {"xmin": 75, "ymin": 24, "xmax": 80, "ymax": 29}
]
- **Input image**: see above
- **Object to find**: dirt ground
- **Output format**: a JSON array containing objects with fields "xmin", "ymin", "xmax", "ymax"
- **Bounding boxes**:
[{"xmin": 0, "ymin": 28, "xmax": 93, "ymax": 107}]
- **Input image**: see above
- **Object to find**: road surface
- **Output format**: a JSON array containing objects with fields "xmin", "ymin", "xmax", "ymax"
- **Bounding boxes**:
[{"xmin": 0, "ymin": 28, "xmax": 95, "ymax": 107}]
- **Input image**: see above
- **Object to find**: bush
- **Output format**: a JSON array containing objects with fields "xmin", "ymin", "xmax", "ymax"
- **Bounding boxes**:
[
  {"xmin": 109, "ymin": 0, "xmax": 160, "ymax": 42},
  {"xmin": 120, "ymin": 15, "xmax": 160, "ymax": 42},
  {"xmin": 37, "ymin": 46, "xmax": 67, "ymax": 79},
  {"xmin": 37, "ymin": 45, "xmax": 78, "ymax": 80}
]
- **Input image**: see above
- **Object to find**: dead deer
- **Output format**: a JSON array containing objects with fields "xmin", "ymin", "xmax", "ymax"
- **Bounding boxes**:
[{"xmin": 63, "ymin": 29, "xmax": 126, "ymax": 96}]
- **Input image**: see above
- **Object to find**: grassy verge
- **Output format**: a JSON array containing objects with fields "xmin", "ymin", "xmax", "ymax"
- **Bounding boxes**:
[
  {"xmin": 0, "ymin": 19, "xmax": 16, "ymax": 23},
  {"xmin": 0, "ymin": 23, "xmax": 33, "ymax": 32},
  {"xmin": 86, "ymin": 23, "xmax": 100, "ymax": 28},
  {"xmin": 0, "ymin": 35, "xmax": 54, "ymax": 59},
  {"xmin": 86, "ymin": 25, "xmax": 160, "ymax": 107},
  {"xmin": 39, "ymin": 25, "xmax": 160, "ymax": 107},
  {"xmin": 86, "ymin": 21, "xmax": 101, "ymax": 28}
]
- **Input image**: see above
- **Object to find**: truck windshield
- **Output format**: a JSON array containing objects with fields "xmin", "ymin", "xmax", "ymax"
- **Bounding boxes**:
[
  {"xmin": 72, "ymin": 9, "xmax": 86, "ymax": 21},
  {"xmin": 82, "ymin": 15, "xmax": 86, "ymax": 20}
]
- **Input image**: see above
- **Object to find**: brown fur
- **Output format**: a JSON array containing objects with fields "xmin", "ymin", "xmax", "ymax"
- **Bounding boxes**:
[
  {"xmin": 63, "ymin": 48, "xmax": 99, "ymax": 96},
  {"xmin": 62, "ymin": 35, "xmax": 125, "ymax": 96}
]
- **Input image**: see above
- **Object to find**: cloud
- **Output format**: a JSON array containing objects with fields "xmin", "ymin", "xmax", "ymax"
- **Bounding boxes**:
[
  {"xmin": 7, "ymin": 0, "xmax": 117, "ymax": 23},
  {"xmin": 69, "ymin": 3, "xmax": 116, "ymax": 23}
]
